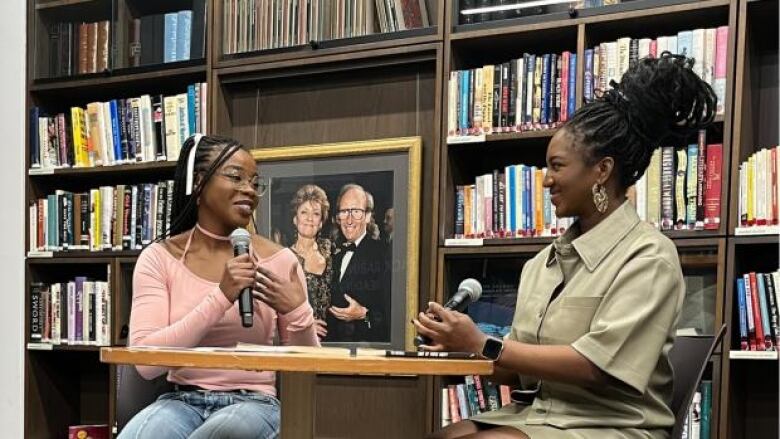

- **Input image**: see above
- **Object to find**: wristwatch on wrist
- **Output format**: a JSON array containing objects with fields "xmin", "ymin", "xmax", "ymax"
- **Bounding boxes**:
[{"xmin": 481, "ymin": 336, "xmax": 505, "ymax": 361}]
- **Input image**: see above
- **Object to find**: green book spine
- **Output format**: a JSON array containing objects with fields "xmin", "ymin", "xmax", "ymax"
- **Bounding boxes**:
[{"xmin": 701, "ymin": 380, "xmax": 712, "ymax": 439}]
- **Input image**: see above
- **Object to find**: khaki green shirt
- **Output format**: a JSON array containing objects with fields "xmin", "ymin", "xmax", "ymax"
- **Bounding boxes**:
[{"xmin": 474, "ymin": 201, "xmax": 684, "ymax": 438}]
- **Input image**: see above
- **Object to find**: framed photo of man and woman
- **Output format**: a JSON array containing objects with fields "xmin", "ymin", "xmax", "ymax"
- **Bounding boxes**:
[{"xmin": 252, "ymin": 137, "xmax": 421, "ymax": 350}]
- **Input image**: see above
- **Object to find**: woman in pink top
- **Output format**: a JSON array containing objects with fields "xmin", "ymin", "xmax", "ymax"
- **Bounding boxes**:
[{"xmin": 119, "ymin": 135, "xmax": 320, "ymax": 439}]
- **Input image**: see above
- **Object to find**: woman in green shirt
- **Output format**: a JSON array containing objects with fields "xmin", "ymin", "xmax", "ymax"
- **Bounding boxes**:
[{"xmin": 417, "ymin": 53, "xmax": 717, "ymax": 439}]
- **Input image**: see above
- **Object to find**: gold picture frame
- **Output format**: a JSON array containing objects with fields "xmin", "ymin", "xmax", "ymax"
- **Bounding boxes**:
[{"xmin": 251, "ymin": 137, "xmax": 422, "ymax": 351}]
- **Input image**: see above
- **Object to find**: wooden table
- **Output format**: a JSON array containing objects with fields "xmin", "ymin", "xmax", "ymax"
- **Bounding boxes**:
[{"xmin": 101, "ymin": 347, "xmax": 493, "ymax": 438}]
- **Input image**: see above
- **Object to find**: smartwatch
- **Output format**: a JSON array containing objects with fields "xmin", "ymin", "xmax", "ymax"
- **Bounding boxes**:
[{"xmin": 481, "ymin": 336, "xmax": 505, "ymax": 361}]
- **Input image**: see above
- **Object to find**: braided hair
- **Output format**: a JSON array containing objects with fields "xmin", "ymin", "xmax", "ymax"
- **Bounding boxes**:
[
  {"xmin": 165, "ymin": 134, "xmax": 251, "ymax": 238},
  {"xmin": 565, "ymin": 52, "xmax": 717, "ymax": 189}
]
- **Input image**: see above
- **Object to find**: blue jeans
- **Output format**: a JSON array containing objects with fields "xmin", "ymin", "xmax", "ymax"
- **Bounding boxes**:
[{"xmin": 118, "ymin": 390, "xmax": 280, "ymax": 439}]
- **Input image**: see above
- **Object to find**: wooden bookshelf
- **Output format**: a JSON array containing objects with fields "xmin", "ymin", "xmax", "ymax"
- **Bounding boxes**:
[
  {"xmin": 23, "ymin": 0, "xmax": 777, "ymax": 437},
  {"xmin": 719, "ymin": 1, "xmax": 779, "ymax": 436}
]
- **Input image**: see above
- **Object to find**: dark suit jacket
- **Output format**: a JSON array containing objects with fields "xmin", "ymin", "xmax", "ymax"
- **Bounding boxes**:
[{"xmin": 326, "ymin": 237, "xmax": 391, "ymax": 343}]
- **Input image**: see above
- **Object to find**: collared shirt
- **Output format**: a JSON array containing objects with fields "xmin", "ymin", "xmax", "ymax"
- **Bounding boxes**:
[
  {"xmin": 473, "ymin": 201, "xmax": 684, "ymax": 437},
  {"xmin": 340, "ymin": 231, "xmax": 367, "ymax": 281}
]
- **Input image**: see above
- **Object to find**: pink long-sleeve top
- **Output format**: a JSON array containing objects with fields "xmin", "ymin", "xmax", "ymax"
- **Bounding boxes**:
[{"xmin": 128, "ymin": 239, "xmax": 320, "ymax": 396}]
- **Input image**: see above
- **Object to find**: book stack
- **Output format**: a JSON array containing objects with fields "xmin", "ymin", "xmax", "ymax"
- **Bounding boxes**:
[
  {"xmin": 736, "ymin": 146, "xmax": 780, "ymax": 235},
  {"xmin": 447, "ymin": 51, "xmax": 577, "ymax": 141},
  {"xmin": 29, "ymin": 83, "xmax": 207, "ymax": 170},
  {"xmin": 29, "ymin": 277, "xmax": 111, "ymax": 347},
  {"xmin": 631, "ymin": 131, "xmax": 723, "ymax": 232},
  {"xmin": 453, "ymin": 165, "xmax": 576, "ymax": 240},
  {"xmin": 28, "ymin": 181, "xmax": 175, "ymax": 254},
  {"xmin": 222, "ymin": 0, "xmax": 430, "ymax": 55},
  {"xmin": 440, "ymin": 375, "xmax": 512, "ymax": 427},
  {"xmin": 46, "ymin": 20, "xmax": 110, "ymax": 77},
  {"xmin": 735, "ymin": 272, "xmax": 780, "ymax": 353},
  {"xmin": 128, "ymin": 2, "xmax": 208, "ymax": 67},
  {"xmin": 585, "ymin": 26, "xmax": 729, "ymax": 115}
]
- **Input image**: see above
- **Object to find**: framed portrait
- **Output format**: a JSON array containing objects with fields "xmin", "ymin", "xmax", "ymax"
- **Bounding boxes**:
[{"xmin": 251, "ymin": 137, "xmax": 422, "ymax": 350}]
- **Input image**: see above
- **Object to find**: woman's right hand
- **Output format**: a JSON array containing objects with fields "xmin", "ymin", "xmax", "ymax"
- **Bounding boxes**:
[{"xmin": 218, "ymin": 253, "xmax": 256, "ymax": 303}]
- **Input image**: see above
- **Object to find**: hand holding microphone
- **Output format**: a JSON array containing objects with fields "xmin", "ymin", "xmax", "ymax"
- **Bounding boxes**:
[
  {"xmin": 227, "ymin": 228, "xmax": 307, "ymax": 327},
  {"xmin": 413, "ymin": 279, "xmax": 484, "ymax": 352},
  {"xmin": 228, "ymin": 228, "xmax": 255, "ymax": 327}
]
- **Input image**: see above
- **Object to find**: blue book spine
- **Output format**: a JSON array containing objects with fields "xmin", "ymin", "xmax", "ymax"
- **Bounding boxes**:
[
  {"xmin": 543, "ymin": 178, "xmax": 551, "ymax": 231},
  {"xmin": 47, "ymin": 194, "xmax": 57, "ymax": 250},
  {"xmin": 176, "ymin": 11, "xmax": 192, "ymax": 61},
  {"xmin": 584, "ymin": 49, "xmax": 594, "ymax": 102},
  {"xmin": 460, "ymin": 70, "xmax": 470, "ymax": 134},
  {"xmin": 30, "ymin": 107, "xmax": 40, "ymax": 167},
  {"xmin": 187, "ymin": 85, "xmax": 197, "ymax": 136},
  {"xmin": 757, "ymin": 274, "xmax": 774, "ymax": 350},
  {"xmin": 164, "ymin": 13, "xmax": 178, "ymax": 62},
  {"xmin": 524, "ymin": 166, "xmax": 532, "ymax": 233},
  {"xmin": 507, "ymin": 165, "xmax": 515, "ymax": 232},
  {"xmin": 686, "ymin": 143, "xmax": 698, "ymax": 227},
  {"xmin": 109, "ymin": 100, "xmax": 122, "ymax": 163},
  {"xmin": 737, "ymin": 278, "xmax": 748, "ymax": 350},
  {"xmin": 541, "ymin": 54, "xmax": 550, "ymax": 125},
  {"xmin": 568, "ymin": 53, "xmax": 577, "ymax": 117},
  {"xmin": 677, "ymin": 30, "xmax": 693, "ymax": 57}
]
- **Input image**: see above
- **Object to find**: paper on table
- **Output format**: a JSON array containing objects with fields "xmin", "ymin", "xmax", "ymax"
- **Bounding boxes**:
[
  {"xmin": 126, "ymin": 344, "xmax": 386, "ymax": 357},
  {"xmin": 234, "ymin": 343, "xmax": 386, "ymax": 357}
]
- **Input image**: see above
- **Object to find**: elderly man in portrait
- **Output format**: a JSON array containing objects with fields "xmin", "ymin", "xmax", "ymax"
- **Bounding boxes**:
[{"xmin": 327, "ymin": 184, "xmax": 391, "ymax": 343}]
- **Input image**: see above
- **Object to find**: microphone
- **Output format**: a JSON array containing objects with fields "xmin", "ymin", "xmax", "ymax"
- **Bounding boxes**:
[
  {"xmin": 229, "ymin": 228, "xmax": 253, "ymax": 328},
  {"xmin": 415, "ymin": 278, "xmax": 483, "ymax": 347}
]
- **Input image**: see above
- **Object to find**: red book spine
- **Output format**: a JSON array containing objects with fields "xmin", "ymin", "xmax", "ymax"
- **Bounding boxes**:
[
  {"xmin": 749, "ymin": 272, "xmax": 766, "ymax": 351},
  {"xmin": 473, "ymin": 375, "xmax": 487, "ymax": 412},
  {"xmin": 447, "ymin": 385, "xmax": 461, "ymax": 423},
  {"xmin": 37, "ymin": 200, "xmax": 44, "ymax": 251},
  {"xmin": 499, "ymin": 385, "xmax": 511, "ymax": 406},
  {"xmin": 560, "ymin": 52, "xmax": 569, "ymax": 122},
  {"xmin": 649, "ymin": 39, "xmax": 657, "ymax": 58},
  {"xmin": 703, "ymin": 143, "xmax": 723, "ymax": 230}
]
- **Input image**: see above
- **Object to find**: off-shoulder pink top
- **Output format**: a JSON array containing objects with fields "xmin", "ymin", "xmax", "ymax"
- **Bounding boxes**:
[{"xmin": 128, "ymin": 229, "xmax": 319, "ymax": 396}]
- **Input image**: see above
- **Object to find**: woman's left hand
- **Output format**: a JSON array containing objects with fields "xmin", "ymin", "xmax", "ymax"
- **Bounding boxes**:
[
  {"xmin": 253, "ymin": 262, "xmax": 306, "ymax": 315},
  {"xmin": 413, "ymin": 302, "xmax": 487, "ymax": 353}
]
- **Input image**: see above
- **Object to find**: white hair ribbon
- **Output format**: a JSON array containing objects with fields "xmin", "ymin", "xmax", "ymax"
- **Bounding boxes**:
[{"xmin": 185, "ymin": 133, "xmax": 204, "ymax": 196}]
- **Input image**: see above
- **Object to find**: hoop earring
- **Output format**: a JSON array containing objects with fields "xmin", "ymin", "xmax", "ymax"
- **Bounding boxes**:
[{"xmin": 592, "ymin": 183, "xmax": 608, "ymax": 214}]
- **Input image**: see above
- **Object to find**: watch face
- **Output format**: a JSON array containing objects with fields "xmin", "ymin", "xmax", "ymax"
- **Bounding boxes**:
[{"xmin": 483, "ymin": 337, "xmax": 503, "ymax": 360}]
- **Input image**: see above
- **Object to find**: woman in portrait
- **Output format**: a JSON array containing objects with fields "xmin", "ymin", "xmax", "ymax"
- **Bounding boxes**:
[
  {"xmin": 417, "ymin": 53, "xmax": 717, "ymax": 439},
  {"xmin": 289, "ymin": 184, "xmax": 333, "ymax": 340},
  {"xmin": 121, "ymin": 135, "xmax": 319, "ymax": 438}
]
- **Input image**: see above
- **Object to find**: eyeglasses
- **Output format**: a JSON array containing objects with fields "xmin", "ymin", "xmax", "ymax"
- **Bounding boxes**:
[
  {"xmin": 217, "ymin": 172, "xmax": 268, "ymax": 196},
  {"xmin": 337, "ymin": 208, "xmax": 367, "ymax": 220}
]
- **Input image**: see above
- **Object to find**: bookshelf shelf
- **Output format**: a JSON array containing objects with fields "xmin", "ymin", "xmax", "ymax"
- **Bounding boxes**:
[
  {"xmin": 27, "ymin": 343, "xmax": 103, "ymax": 352},
  {"xmin": 447, "ymin": 129, "xmax": 558, "ymax": 146},
  {"xmin": 30, "ymin": 62, "xmax": 207, "ymax": 93},
  {"xmin": 731, "ymin": 235, "xmax": 780, "ymax": 246},
  {"xmin": 214, "ymin": 30, "xmax": 441, "ymax": 70},
  {"xmin": 26, "ymin": 251, "xmax": 141, "ymax": 262},
  {"xmin": 663, "ymin": 230, "xmax": 725, "ymax": 240},
  {"xmin": 35, "ymin": 0, "xmax": 103, "ymax": 11},
  {"xmin": 28, "ymin": 160, "xmax": 176, "ymax": 178},
  {"xmin": 729, "ymin": 351, "xmax": 779, "ymax": 360},
  {"xmin": 451, "ymin": 0, "xmax": 730, "ymax": 40}
]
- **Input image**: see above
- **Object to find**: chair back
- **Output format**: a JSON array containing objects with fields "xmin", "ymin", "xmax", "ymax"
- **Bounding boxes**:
[
  {"xmin": 115, "ymin": 364, "xmax": 174, "ymax": 432},
  {"xmin": 669, "ymin": 324, "xmax": 726, "ymax": 439}
]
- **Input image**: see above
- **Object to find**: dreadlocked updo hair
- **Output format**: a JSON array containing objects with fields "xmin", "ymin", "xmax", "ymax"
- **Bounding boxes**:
[
  {"xmin": 165, "ymin": 134, "xmax": 251, "ymax": 237},
  {"xmin": 565, "ymin": 52, "xmax": 717, "ymax": 189}
]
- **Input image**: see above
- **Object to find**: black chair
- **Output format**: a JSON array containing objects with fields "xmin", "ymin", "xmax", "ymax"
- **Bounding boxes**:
[
  {"xmin": 669, "ymin": 324, "xmax": 726, "ymax": 439},
  {"xmin": 115, "ymin": 364, "xmax": 174, "ymax": 433}
]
